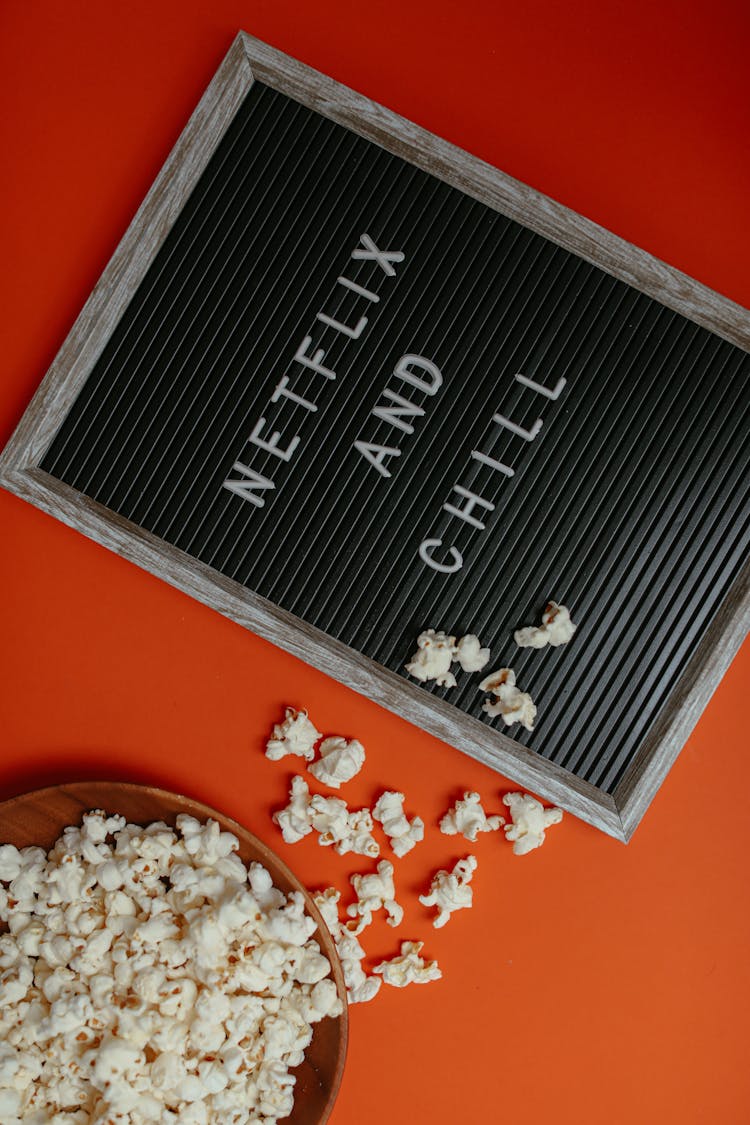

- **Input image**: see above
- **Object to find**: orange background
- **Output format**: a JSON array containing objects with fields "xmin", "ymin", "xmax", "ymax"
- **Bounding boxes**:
[{"xmin": 1, "ymin": 3, "xmax": 749, "ymax": 1123}]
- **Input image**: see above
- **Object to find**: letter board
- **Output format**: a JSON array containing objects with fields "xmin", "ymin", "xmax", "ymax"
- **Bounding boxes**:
[{"xmin": 2, "ymin": 32, "xmax": 748, "ymax": 841}]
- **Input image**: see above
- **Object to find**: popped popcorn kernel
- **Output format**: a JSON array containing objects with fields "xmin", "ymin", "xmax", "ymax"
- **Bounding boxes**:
[
  {"xmin": 454, "ymin": 634, "xmax": 491, "ymax": 672},
  {"xmin": 372, "ymin": 791, "xmax": 424, "ymax": 858},
  {"xmin": 514, "ymin": 601, "xmax": 577, "ymax": 649},
  {"xmin": 439, "ymin": 792, "xmax": 504, "ymax": 842},
  {"xmin": 479, "ymin": 667, "xmax": 536, "ymax": 730},
  {"xmin": 346, "ymin": 860, "xmax": 403, "ymax": 934},
  {"xmin": 503, "ymin": 792, "xmax": 563, "ymax": 855},
  {"xmin": 265, "ymin": 707, "xmax": 321, "ymax": 762},
  {"xmin": 373, "ymin": 941, "xmax": 441, "ymax": 988},
  {"xmin": 419, "ymin": 856, "xmax": 478, "ymax": 928},
  {"xmin": 404, "ymin": 629, "xmax": 458, "ymax": 687},
  {"xmin": 309, "ymin": 736, "xmax": 366, "ymax": 789}
]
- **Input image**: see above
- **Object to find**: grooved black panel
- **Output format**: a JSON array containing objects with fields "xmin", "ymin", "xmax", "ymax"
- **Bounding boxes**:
[{"xmin": 42, "ymin": 81, "xmax": 750, "ymax": 793}]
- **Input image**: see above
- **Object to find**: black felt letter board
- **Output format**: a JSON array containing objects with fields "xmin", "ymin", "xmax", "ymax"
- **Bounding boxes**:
[{"xmin": 4, "ymin": 34, "xmax": 749, "ymax": 839}]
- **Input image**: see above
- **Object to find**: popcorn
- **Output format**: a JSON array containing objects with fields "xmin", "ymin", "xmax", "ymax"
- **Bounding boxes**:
[
  {"xmin": 0, "ymin": 1088, "xmax": 23, "ymax": 1118},
  {"xmin": 312, "ymin": 888, "xmax": 381, "ymax": 1006},
  {"xmin": 305, "ymin": 977, "xmax": 342, "ymax": 1019},
  {"xmin": 95, "ymin": 860, "xmax": 124, "ymax": 892},
  {"xmin": 0, "ymin": 844, "xmax": 23, "ymax": 882},
  {"xmin": 336, "ymin": 927, "xmax": 382, "ymax": 1005},
  {"xmin": 346, "ymin": 972, "xmax": 382, "ymax": 1005},
  {"xmin": 293, "ymin": 946, "xmax": 332, "ymax": 985},
  {"xmin": 308, "ymin": 793, "xmax": 349, "ymax": 842},
  {"xmin": 311, "ymin": 886, "xmax": 343, "ymax": 935},
  {"xmin": 265, "ymin": 706, "xmax": 321, "ymax": 762},
  {"xmin": 309, "ymin": 736, "xmax": 366, "ymax": 788},
  {"xmin": 404, "ymin": 629, "xmax": 458, "ymax": 687},
  {"xmin": 373, "ymin": 941, "xmax": 441, "ymax": 987},
  {"xmin": 372, "ymin": 791, "xmax": 424, "ymax": 858},
  {"xmin": 514, "ymin": 601, "xmax": 577, "ymax": 648},
  {"xmin": 346, "ymin": 860, "xmax": 403, "ymax": 933},
  {"xmin": 309, "ymin": 796, "xmax": 379, "ymax": 858},
  {"xmin": 272, "ymin": 776, "xmax": 313, "ymax": 844},
  {"xmin": 454, "ymin": 634, "xmax": 491, "ymax": 672},
  {"xmin": 262, "ymin": 890, "xmax": 317, "ymax": 947},
  {"xmin": 405, "ymin": 629, "xmax": 492, "ymax": 687},
  {"xmin": 176, "ymin": 814, "xmax": 238, "ymax": 865},
  {"xmin": 439, "ymin": 791, "xmax": 504, "ymax": 842},
  {"xmin": 419, "ymin": 856, "xmax": 478, "ymax": 928},
  {"xmin": 334, "ymin": 808, "xmax": 380, "ymax": 859},
  {"xmin": 248, "ymin": 861, "xmax": 285, "ymax": 910},
  {"xmin": 0, "ymin": 811, "xmax": 343, "ymax": 1125},
  {"xmin": 502, "ymin": 792, "xmax": 563, "ymax": 855},
  {"xmin": 479, "ymin": 667, "xmax": 536, "ymax": 730},
  {"xmin": 91, "ymin": 1034, "xmax": 144, "ymax": 1085}
]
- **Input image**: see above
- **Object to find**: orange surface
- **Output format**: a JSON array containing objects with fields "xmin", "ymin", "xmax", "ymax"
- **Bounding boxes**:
[{"xmin": 1, "ymin": 3, "xmax": 749, "ymax": 1123}]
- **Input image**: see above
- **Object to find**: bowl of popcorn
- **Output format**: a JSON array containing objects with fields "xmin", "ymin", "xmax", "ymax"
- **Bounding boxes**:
[{"xmin": 0, "ymin": 781, "xmax": 348, "ymax": 1125}]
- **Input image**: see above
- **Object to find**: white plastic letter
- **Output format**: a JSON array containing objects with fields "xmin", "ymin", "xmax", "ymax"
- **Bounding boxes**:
[
  {"xmin": 443, "ymin": 485, "xmax": 495, "ymax": 530},
  {"xmin": 222, "ymin": 462, "xmax": 276, "ymax": 508},
  {"xmin": 372, "ymin": 390, "xmax": 425, "ymax": 434},
  {"xmin": 271, "ymin": 375, "xmax": 317, "ymax": 412},
  {"xmin": 351, "ymin": 233, "xmax": 405, "ymax": 276},
  {"xmin": 293, "ymin": 335, "xmax": 336, "ymax": 380},
  {"xmin": 418, "ymin": 538, "xmax": 463, "ymax": 574},
  {"xmin": 492, "ymin": 413, "xmax": 543, "ymax": 442},
  {"xmin": 515, "ymin": 373, "xmax": 567, "ymax": 400},
  {"xmin": 354, "ymin": 440, "xmax": 401, "ymax": 478},
  {"xmin": 471, "ymin": 449, "xmax": 515, "ymax": 477},
  {"xmin": 317, "ymin": 311, "xmax": 368, "ymax": 339},
  {"xmin": 337, "ymin": 276, "xmax": 380, "ymax": 302},
  {"xmin": 394, "ymin": 354, "xmax": 443, "ymax": 396},
  {"xmin": 249, "ymin": 417, "xmax": 300, "ymax": 461}
]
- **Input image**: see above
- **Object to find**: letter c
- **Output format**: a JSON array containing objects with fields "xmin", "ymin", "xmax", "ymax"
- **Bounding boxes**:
[{"xmin": 418, "ymin": 538, "xmax": 463, "ymax": 574}]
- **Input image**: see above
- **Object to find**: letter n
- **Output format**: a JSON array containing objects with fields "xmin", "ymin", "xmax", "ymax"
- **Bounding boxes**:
[{"xmin": 222, "ymin": 462, "xmax": 275, "ymax": 508}]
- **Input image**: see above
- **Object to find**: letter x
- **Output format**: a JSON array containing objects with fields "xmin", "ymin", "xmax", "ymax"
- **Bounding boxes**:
[{"xmin": 351, "ymin": 233, "xmax": 405, "ymax": 277}]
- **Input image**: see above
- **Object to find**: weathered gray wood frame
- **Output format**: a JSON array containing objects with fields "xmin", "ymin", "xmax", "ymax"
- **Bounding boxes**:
[{"xmin": 1, "ymin": 31, "xmax": 748, "ymax": 842}]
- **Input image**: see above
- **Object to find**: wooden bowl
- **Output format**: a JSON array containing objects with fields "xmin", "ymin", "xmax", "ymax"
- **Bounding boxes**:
[{"xmin": 0, "ymin": 780, "xmax": 348, "ymax": 1125}]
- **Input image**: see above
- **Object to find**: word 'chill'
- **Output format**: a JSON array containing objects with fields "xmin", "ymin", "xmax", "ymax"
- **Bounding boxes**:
[{"xmin": 418, "ymin": 372, "xmax": 566, "ymax": 575}]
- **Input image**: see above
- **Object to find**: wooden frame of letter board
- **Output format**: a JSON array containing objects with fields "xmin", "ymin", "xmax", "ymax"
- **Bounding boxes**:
[{"xmin": 1, "ymin": 31, "xmax": 749, "ymax": 842}]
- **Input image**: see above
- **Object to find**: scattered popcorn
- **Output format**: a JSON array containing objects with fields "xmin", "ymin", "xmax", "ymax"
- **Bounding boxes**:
[
  {"xmin": 454, "ymin": 633, "xmax": 491, "ymax": 672},
  {"xmin": 335, "ymin": 809, "xmax": 380, "ymax": 860},
  {"xmin": 419, "ymin": 856, "xmax": 478, "ymax": 928},
  {"xmin": 311, "ymin": 886, "xmax": 342, "ymax": 936},
  {"xmin": 309, "ymin": 796, "xmax": 380, "ymax": 859},
  {"xmin": 265, "ymin": 706, "xmax": 321, "ymax": 762},
  {"xmin": 479, "ymin": 667, "xmax": 536, "ymax": 730},
  {"xmin": 439, "ymin": 792, "xmax": 504, "ymax": 842},
  {"xmin": 405, "ymin": 629, "xmax": 491, "ymax": 687},
  {"xmin": 272, "ymin": 775, "xmax": 313, "ymax": 844},
  {"xmin": 338, "ymin": 932, "xmax": 382, "ymax": 1005},
  {"xmin": 312, "ymin": 889, "xmax": 382, "ymax": 1005},
  {"xmin": 514, "ymin": 601, "xmax": 577, "ymax": 648},
  {"xmin": 271, "ymin": 783, "xmax": 380, "ymax": 858},
  {"xmin": 373, "ymin": 941, "xmax": 441, "ymax": 988},
  {"xmin": 309, "ymin": 736, "xmax": 366, "ymax": 789},
  {"xmin": 0, "ymin": 810, "xmax": 343, "ymax": 1125},
  {"xmin": 308, "ymin": 792, "xmax": 348, "ymax": 838},
  {"xmin": 503, "ymin": 792, "xmax": 563, "ymax": 855},
  {"xmin": 404, "ymin": 629, "xmax": 458, "ymax": 687},
  {"xmin": 372, "ymin": 791, "xmax": 424, "ymax": 857},
  {"xmin": 346, "ymin": 860, "xmax": 403, "ymax": 933}
]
